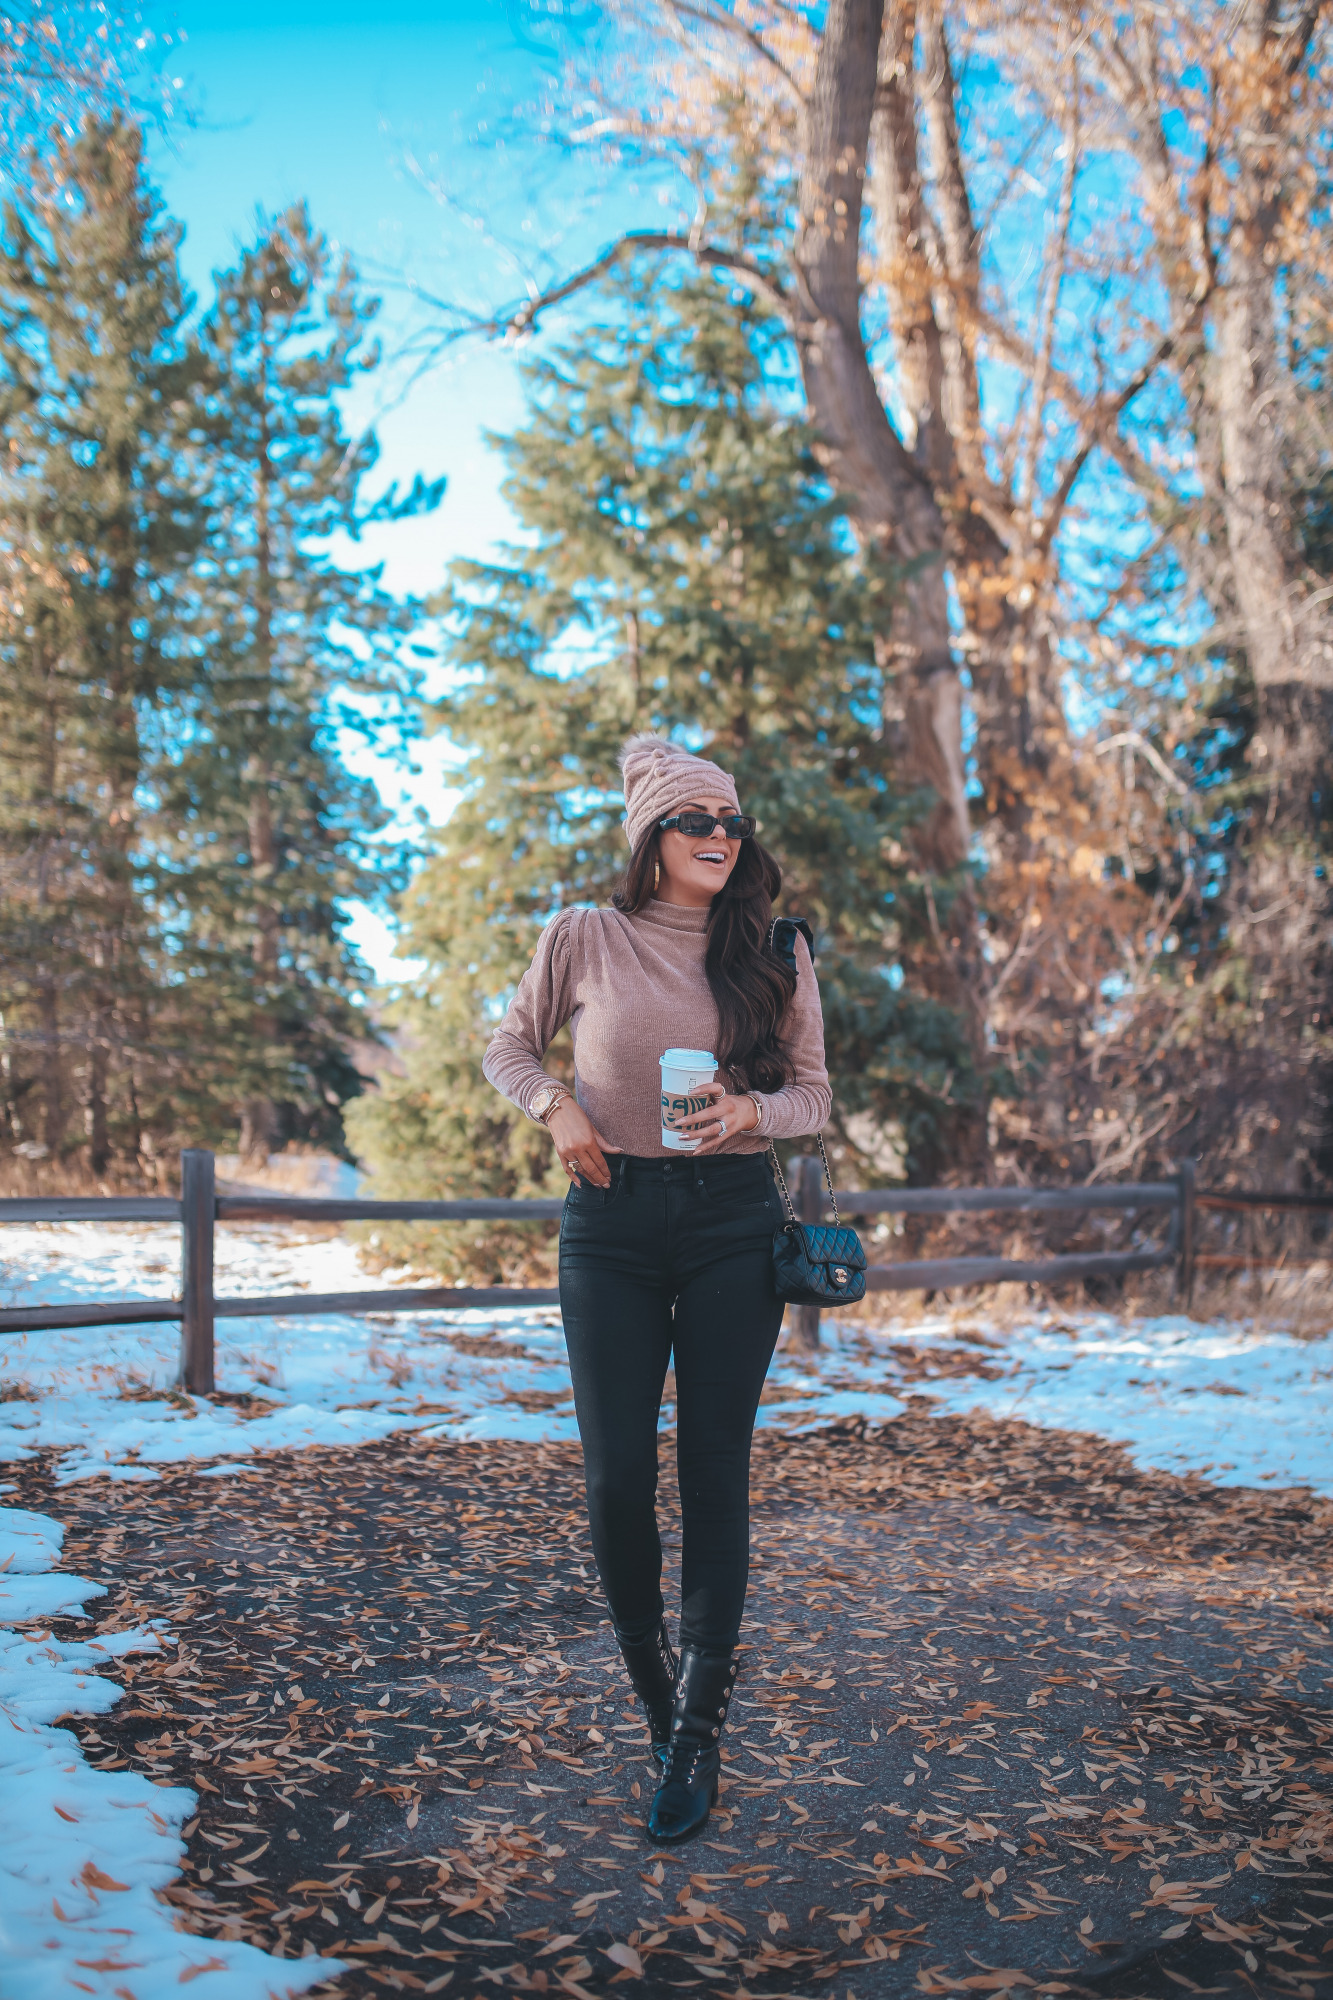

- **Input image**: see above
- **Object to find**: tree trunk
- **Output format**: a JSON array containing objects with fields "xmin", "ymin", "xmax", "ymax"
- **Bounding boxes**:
[
  {"xmin": 241, "ymin": 334, "xmax": 282, "ymax": 1171},
  {"xmin": 1213, "ymin": 276, "xmax": 1309, "ymax": 692},
  {"xmin": 38, "ymin": 975, "xmax": 63, "ymax": 1156},
  {"xmin": 870, "ymin": 2, "xmax": 945, "ymax": 473},
  {"xmin": 792, "ymin": 0, "xmax": 970, "ymax": 880},
  {"xmin": 915, "ymin": 0, "xmax": 988, "ymax": 494},
  {"xmin": 785, "ymin": 0, "xmax": 1007, "ymax": 1170},
  {"xmin": 239, "ymin": 1093, "xmax": 279, "ymax": 1167},
  {"xmin": 86, "ymin": 1027, "xmax": 109, "ymax": 1177},
  {"xmin": 35, "ymin": 683, "xmax": 66, "ymax": 1157},
  {"xmin": 83, "ymin": 447, "xmax": 145, "ymax": 1180},
  {"xmin": 241, "ymin": 792, "xmax": 282, "ymax": 1169},
  {"xmin": 1201, "ymin": 11, "xmax": 1332, "ymax": 1189},
  {"xmin": 1212, "ymin": 290, "xmax": 1333, "ymax": 702}
]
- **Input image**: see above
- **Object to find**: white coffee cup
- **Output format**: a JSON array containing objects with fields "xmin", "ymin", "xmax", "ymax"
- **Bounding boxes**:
[{"xmin": 660, "ymin": 1047, "xmax": 717, "ymax": 1152}]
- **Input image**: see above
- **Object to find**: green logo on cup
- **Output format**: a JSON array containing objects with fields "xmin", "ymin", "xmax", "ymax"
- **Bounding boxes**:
[{"xmin": 662, "ymin": 1090, "xmax": 712, "ymax": 1127}]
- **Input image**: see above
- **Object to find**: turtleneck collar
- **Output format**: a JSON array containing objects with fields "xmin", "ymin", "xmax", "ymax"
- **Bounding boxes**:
[{"xmin": 629, "ymin": 897, "xmax": 711, "ymax": 936}]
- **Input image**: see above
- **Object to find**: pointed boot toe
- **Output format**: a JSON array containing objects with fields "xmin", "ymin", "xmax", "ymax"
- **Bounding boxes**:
[
  {"xmin": 647, "ymin": 1762, "xmax": 718, "ymax": 1842},
  {"xmin": 646, "ymin": 1646, "xmax": 738, "ymax": 1844}
]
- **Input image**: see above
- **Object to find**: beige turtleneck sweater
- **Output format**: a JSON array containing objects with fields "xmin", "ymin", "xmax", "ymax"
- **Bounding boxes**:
[{"xmin": 481, "ymin": 899, "xmax": 831, "ymax": 1157}]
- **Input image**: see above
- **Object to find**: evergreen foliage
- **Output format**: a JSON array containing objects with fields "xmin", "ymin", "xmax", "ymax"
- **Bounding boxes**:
[
  {"xmin": 0, "ymin": 118, "xmax": 201, "ymax": 1173},
  {"xmin": 160, "ymin": 203, "xmax": 442, "ymax": 1163},
  {"xmin": 0, "ymin": 130, "xmax": 438, "ymax": 1178},
  {"xmin": 347, "ymin": 268, "xmax": 976, "ymax": 1280}
]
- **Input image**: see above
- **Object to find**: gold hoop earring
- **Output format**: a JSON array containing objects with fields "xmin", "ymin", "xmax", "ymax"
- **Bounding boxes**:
[{"xmin": 653, "ymin": 857, "xmax": 661, "ymax": 893}]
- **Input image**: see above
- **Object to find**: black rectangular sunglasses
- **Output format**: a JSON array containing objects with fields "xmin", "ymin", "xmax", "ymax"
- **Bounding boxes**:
[{"xmin": 659, "ymin": 810, "xmax": 756, "ymax": 840}]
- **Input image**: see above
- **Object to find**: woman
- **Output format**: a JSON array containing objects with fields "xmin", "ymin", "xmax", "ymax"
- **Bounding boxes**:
[{"xmin": 482, "ymin": 734, "xmax": 830, "ymax": 1842}]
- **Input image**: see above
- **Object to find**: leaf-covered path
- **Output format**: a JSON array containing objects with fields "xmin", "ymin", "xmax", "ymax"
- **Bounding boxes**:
[{"xmin": 13, "ymin": 1413, "xmax": 1333, "ymax": 1998}]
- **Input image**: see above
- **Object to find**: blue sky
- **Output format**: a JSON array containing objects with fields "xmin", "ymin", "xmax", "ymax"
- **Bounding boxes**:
[
  {"xmin": 154, "ymin": 0, "xmax": 542, "ymax": 586},
  {"xmin": 148, "ymin": 0, "xmax": 658, "ymax": 977}
]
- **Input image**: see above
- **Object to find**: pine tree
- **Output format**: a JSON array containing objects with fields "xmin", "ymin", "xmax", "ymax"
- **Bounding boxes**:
[
  {"xmin": 347, "ymin": 266, "xmax": 975, "ymax": 1280},
  {"xmin": 0, "ymin": 154, "xmax": 442, "ymax": 1179},
  {"xmin": 0, "ymin": 117, "xmax": 201, "ymax": 1175},
  {"xmin": 157, "ymin": 203, "xmax": 443, "ymax": 1164}
]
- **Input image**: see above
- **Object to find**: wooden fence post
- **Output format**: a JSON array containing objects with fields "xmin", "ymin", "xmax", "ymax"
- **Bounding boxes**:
[
  {"xmin": 792, "ymin": 1152, "xmax": 823, "ymax": 1353},
  {"xmin": 179, "ymin": 1148, "xmax": 216, "ymax": 1394},
  {"xmin": 1176, "ymin": 1157, "xmax": 1197, "ymax": 1309}
]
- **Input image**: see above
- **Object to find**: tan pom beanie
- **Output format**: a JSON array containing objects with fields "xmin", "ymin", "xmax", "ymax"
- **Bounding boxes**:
[{"xmin": 618, "ymin": 733, "xmax": 741, "ymax": 852}]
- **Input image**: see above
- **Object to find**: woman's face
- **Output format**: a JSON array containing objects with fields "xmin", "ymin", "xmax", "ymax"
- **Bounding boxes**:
[{"xmin": 656, "ymin": 793, "xmax": 746, "ymax": 907}]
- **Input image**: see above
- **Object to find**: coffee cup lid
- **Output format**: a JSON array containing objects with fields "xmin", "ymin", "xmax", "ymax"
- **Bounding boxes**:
[{"xmin": 660, "ymin": 1047, "xmax": 716, "ymax": 1068}]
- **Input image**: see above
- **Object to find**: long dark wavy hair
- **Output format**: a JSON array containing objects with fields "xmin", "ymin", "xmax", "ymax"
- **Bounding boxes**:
[{"xmin": 612, "ymin": 827, "xmax": 797, "ymax": 1091}]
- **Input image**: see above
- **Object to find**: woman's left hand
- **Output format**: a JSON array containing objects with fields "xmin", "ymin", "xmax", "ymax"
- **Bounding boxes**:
[{"xmin": 678, "ymin": 1083, "xmax": 760, "ymax": 1154}]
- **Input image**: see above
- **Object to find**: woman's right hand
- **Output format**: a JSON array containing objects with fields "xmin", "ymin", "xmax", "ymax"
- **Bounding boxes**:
[{"xmin": 547, "ymin": 1099, "xmax": 615, "ymax": 1188}]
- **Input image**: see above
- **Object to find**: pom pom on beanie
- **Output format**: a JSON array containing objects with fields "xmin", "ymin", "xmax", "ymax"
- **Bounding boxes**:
[{"xmin": 618, "ymin": 732, "xmax": 741, "ymax": 852}]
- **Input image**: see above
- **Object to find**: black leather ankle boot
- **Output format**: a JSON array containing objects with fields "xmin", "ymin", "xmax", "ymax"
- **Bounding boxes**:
[
  {"xmin": 614, "ymin": 1618, "xmax": 678, "ymax": 1768},
  {"xmin": 647, "ymin": 1646, "xmax": 738, "ymax": 1843}
]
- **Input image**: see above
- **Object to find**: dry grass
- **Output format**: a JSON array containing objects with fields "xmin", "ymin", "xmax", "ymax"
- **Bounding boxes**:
[{"xmin": 0, "ymin": 1153, "xmax": 170, "ymax": 1198}]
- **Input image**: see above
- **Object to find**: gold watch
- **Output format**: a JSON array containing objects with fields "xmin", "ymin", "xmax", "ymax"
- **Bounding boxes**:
[{"xmin": 531, "ymin": 1083, "xmax": 570, "ymax": 1125}]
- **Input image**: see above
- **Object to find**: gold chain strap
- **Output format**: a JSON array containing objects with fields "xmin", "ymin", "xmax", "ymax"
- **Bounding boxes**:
[
  {"xmin": 769, "ymin": 1133, "xmax": 840, "ymax": 1229},
  {"xmin": 768, "ymin": 1146, "xmax": 794, "ymax": 1222},
  {"xmin": 817, "ymin": 1131, "xmax": 841, "ymax": 1228}
]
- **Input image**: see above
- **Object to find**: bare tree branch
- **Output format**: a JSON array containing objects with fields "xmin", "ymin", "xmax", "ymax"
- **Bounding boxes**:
[
  {"xmin": 1035, "ymin": 288, "xmax": 1211, "ymax": 554},
  {"xmin": 500, "ymin": 228, "xmax": 792, "ymax": 340},
  {"xmin": 1016, "ymin": 84, "xmax": 1078, "ymax": 512},
  {"xmin": 1095, "ymin": 729, "xmax": 1190, "ymax": 796},
  {"xmin": 966, "ymin": 293, "xmax": 1177, "ymax": 516},
  {"xmin": 0, "ymin": 0, "xmax": 182, "ymax": 177},
  {"xmin": 658, "ymin": 0, "xmax": 809, "ymax": 100}
]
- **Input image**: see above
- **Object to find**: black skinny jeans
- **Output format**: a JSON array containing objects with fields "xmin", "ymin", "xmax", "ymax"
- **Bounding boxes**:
[{"xmin": 558, "ymin": 1150, "xmax": 786, "ymax": 1656}]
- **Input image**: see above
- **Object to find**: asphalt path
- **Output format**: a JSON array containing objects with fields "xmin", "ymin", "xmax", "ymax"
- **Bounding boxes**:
[{"xmin": 13, "ymin": 1408, "xmax": 1333, "ymax": 1998}]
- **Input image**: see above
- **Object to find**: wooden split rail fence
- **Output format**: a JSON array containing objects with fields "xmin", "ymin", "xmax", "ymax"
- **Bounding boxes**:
[{"xmin": 0, "ymin": 1151, "xmax": 1327, "ymax": 1392}]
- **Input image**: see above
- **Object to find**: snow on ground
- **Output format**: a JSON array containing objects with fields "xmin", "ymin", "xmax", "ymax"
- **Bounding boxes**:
[
  {"xmin": 0, "ymin": 1504, "xmax": 341, "ymax": 1998},
  {"xmin": 0, "ymin": 1216, "xmax": 1329, "ymax": 1994},
  {"xmin": 0, "ymin": 1220, "xmax": 583, "ymax": 1481},
  {"xmin": 777, "ymin": 1311, "xmax": 1333, "ymax": 1492},
  {"xmin": 0, "ymin": 1217, "xmax": 1329, "ymax": 1493}
]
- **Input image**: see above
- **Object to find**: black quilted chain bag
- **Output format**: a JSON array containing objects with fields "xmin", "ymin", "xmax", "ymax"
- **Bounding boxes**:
[{"xmin": 769, "ymin": 1133, "xmax": 867, "ymax": 1307}]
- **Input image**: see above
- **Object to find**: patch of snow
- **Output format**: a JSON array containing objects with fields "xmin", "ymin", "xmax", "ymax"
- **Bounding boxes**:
[
  {"xmin": 0, "ymin": 1221, "xmax": 576, "ymax": 1481},
  {"xmin": 881, "ymin": 1310, "xmax": 1333, "ymax": 1491},
  {"xmin": 756, "ymin": 1310, "xmax": 1333, "ymax": 1493},
  {"xmin": 0, "ymin": 1504, "xmax": 65, "ymax": 1570},
  {"xmin": 0, "ymin": 1567, "xmax": 107, "ymax": 1625},
  {"xmin": 0, "ymin": 1502, "xmax": 342, "ymax": 1997}
]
